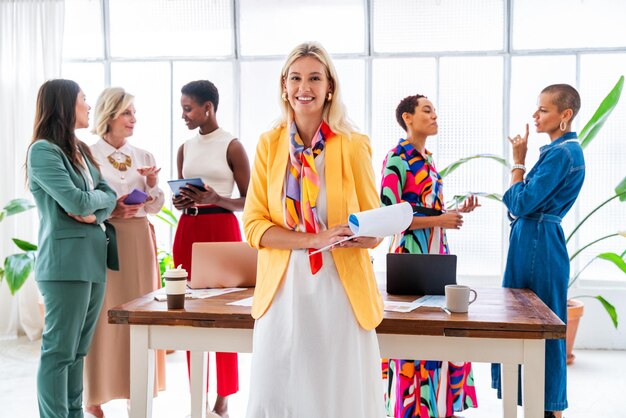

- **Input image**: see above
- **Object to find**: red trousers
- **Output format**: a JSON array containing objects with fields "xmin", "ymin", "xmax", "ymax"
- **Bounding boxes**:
[{"xmin": 173, "ymin": 210, "xmax": 241, "ymax": 396}]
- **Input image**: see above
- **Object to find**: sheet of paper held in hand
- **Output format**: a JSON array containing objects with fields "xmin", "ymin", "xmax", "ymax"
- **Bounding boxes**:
[
  {"xmin": 383, "ymin": 295, "xmax": 446, "ymax": 313},
  {"xmin": 309, "ymin": 202, "xmax": 413, "ymax": 255},
  {"xmin": 153, "ymin": 287, "xmax": 247, "ymax": 301}
]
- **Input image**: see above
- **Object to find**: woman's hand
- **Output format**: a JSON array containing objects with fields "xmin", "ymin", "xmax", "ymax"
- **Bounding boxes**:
[
  {"xmin": 339, "ymin": 236, "xmax": 382, "ymax": 249},
  {"xmin": 438, "ymin": 211, "xmax": 464, "ymax": 229},
  {"xmin": 137, "ymin": 166, "xmax": 161, "ymax": 188},
  {"xmin": 179, "ymin": 183, "xmax": 221, "ymax": 205},
  {"xmin": 68, "ymin": 213, "xmax": 96, "ymax": 224},
  {"xmin": 509, "ymin": 123, "xmax": 529, "ymax": 165},
  {"xmin": 457, "ymin": 195, "xmax": 481, "ymax": 213},
  {"xmin": 308, "ymin": 224, "xmax": 353, "ymax": 250},
  {"xmin": 111, "ymin": 195, "xmax": 143, "ymax": 219},
  {"xmin": 172, "ymin": 194, "xmax": 194, "ymax": 210}
]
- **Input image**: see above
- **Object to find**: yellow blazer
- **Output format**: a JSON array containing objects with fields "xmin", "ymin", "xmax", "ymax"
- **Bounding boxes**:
[{"xmin": 243, "ymin": 126, "xmax": 384, "ymax": 330}]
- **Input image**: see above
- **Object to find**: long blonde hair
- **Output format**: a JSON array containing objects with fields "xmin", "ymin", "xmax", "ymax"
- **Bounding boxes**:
[
  {"xmin": 276, "ymin": 42, "xmax": 355, "ymax": 138},
  {"xmin": 92, "ymin": 87, "xmax": 135, "ymax": 137}
]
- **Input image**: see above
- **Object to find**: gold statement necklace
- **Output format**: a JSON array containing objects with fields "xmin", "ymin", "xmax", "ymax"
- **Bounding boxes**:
[{"xmin": 107, "ymin": 151, "xmax": 132, "ymax": 172}]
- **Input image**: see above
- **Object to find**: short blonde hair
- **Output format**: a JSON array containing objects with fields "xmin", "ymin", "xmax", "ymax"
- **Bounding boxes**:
[
  {"xmin": 277, "ymin": 42, "xmax": 355, "ymax": 138},
  {"xmin": 92, "ymin": 87, "xmax": 135, "ymax": 137}
]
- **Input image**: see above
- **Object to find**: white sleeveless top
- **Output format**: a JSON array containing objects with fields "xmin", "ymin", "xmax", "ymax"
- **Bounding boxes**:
[{"xmin": 182, "ymin": 128, "xmax": 235, "ymax": 198}]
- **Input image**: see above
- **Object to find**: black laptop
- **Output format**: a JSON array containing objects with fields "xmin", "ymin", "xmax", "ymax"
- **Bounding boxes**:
[{"xmin": 386, "ymin": 253, "xmax": 457, "ymax": 295}]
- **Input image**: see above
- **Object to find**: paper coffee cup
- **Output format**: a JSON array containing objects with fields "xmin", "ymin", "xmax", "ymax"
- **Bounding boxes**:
[{"xmin": 163, "ymin": 265, "xmax": 188, "ymax": 309}]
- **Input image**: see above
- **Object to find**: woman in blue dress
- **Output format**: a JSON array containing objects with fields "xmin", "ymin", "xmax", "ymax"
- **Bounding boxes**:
[{"xmin": 492, "ymin": 84, "xmax": 585, "ymax": 418}]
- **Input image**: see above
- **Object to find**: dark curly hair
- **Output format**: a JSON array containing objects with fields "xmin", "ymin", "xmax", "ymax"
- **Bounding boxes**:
[
  {"xmin": 541, "ymin": 84, "xmax": 581, "ymax": 120},
  {"xmin": 181, "ymin": 80, "xmax": 220, "ymax": 112},
  {"xmin": 395, "ymin": 94, "xmax": 427, "ymax": 131}
]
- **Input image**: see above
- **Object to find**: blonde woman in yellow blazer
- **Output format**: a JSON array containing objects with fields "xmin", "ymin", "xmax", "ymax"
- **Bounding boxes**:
[{"xmin": 243, "ymin": 42, "xmax": 385, "ymax": 417}]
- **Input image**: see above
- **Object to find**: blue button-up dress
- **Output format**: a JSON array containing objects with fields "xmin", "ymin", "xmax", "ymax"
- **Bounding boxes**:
[{"xmin": 492, "ymin": 132, "xmax": 585, "ymax": 412}]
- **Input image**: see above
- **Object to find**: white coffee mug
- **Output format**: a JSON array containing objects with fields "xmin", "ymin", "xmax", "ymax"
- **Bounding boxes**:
[{"xmin": 445, "ymin": 284, "xmax": 478, "ymax": 313}]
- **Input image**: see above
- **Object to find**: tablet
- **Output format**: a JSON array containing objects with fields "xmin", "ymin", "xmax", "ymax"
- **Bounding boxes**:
[
  {"xmin": 167, "ymin": 178, "xmax": 206, "ymax": 196},
  {"xmin": 123, "ymin": 188, "xmax": 148, "ymax": 205}
]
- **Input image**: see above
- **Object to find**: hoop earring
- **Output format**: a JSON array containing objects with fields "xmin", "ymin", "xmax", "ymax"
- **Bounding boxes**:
[
  {"xmin": 326, "ymin": 92, "xmax": 333, "ymax": 101},
  {"xmin": 560, "ymin": 120, "xmax": 567, "ymax": 131},
  {"xmin": 281, "ymin": 92, "xmax": 288, "ymax": 102}
]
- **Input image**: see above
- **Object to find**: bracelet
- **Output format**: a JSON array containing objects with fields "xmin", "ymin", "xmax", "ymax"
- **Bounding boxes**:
[{"xmin": 511, "ymin": 164, "xmax": 526, "ymax": 173}]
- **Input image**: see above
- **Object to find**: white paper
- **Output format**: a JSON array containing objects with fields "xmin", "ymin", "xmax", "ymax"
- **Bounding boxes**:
[
  {"xmin": 310, "ymin": 202, "xmax": 413, "ymax": 255},
  {"xmin": 348, "ymin": 202, "xmax": 413, "ymax": 237},
  {"xmin": 383, "ymin": 295, "xmax": 446, "ymax": 313},
  {"xmin": 154, "ymin": 287, "xmax": 246, "ymax": 301},
  {"xmin": 227, "ymin": 296, "xmax": 254, "ymax": 307}
]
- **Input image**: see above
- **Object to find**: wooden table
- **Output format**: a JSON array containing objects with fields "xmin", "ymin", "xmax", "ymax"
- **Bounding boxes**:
[{"xmin": 109, "ymin": 287, "xmax": 565, "ymax": 418}]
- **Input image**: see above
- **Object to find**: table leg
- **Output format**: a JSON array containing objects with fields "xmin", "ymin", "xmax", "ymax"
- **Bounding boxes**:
[
  {"xmin": 130, "ymin": 325, "xmax": 155, "ymax": 418},
  {"xmin": 190, "ymin": 350, "xmax": 207, "ymax": 418},
  {"xmin": 523, "ymin": 339, "xmax": 545, "ymax": 418},
  {"xmin": 501, "ymin": 363, "xmax": 518, "ymax": 418}
]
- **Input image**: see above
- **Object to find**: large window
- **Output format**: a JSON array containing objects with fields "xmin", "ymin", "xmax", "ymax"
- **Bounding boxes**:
[{"xmin": 62, "ymin": 0, "xmax": 626, "ymax": 283}]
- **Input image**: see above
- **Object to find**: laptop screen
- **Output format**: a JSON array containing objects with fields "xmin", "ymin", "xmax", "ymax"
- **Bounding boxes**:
[{"xmin": 386, "ymin": 253, "xmax": 457, "ymax": 295}]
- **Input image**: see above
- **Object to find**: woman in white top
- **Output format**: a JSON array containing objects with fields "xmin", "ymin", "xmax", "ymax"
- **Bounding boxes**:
[
  {"xmin": 172, "ymin": 80, "xmax": 250, "ymax": 418},
  {"xmin": 84, "ymin": 87, "xmax": 166, "ymax": 418}
]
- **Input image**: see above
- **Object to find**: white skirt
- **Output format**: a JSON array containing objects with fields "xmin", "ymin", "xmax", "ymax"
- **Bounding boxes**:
[{"xmin": 246, "ymin": 249, "xmax": 385, "ymax": 418}]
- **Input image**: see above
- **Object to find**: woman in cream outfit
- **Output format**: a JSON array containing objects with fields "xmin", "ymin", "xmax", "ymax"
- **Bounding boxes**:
[
  {"xmin": 84, "ymin": 87, "xmax": 166, "ymax": 418},
  {"xmin": 243, "ymin": 42, "xmax": 385, "ymax": 418}
]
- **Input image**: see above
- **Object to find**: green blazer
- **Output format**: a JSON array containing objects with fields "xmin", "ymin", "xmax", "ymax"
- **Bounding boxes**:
[{"xmin": 28, "ymin": 140, "xmax": 118, "ymax": 283}]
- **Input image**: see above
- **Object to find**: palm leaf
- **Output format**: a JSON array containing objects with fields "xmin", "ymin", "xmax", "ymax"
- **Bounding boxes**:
[
  {"xmin": 152, "ymin": 207, "xmax": 179, "ymax": 228},
  {"xmin": 446, "ymin": 192, "xmax": 502, "ymax": 209},
  {"xmin": 579, "ymin": 75, "xmax": 624, "ymax": 150},
  {"xmin": 616, "ymin": 176, "xmax": 626, "ymax": 202},
  {"xmin": 597, "ymin": 252, "xmax": 626, "ymax": 274},
  {"xmin": 596, "ymin": 296, "xmax": 618, "ymax": 329},
  {"xmin": 2, "ymin": 198, "xmax": 35, "ymax": 217},
  {"xmin": 439, "ymin": 154, "xmax": 509, "ymax": 179},
  {"xmin": 4, "ymin": 252, "xmax": 36, "ymax": 295},
  {"xmin": 12, "ymin": 238, "xmax": 38, "ymax": 252}
]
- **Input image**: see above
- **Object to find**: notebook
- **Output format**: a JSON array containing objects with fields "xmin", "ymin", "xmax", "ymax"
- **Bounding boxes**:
[
  {"xmin": 386, "ymin": 253, "xmax": 457, "ymax": 295},
  {"xmin": 189, "ymin": 242, "xmax": 257, "ymax": 289}
]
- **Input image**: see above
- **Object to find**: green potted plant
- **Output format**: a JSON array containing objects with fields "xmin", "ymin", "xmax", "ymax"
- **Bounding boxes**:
[
  {"xmin": 0, "ymin": 198, "xmax": 37, "ymax": 295},
  {"xmin": 150, "ymin": 206, "xmax": 178, "ymax": 282}
]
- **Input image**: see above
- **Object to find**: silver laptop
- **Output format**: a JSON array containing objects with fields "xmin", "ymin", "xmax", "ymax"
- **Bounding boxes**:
[
  {"xmin": 189, "ymin": 242, "xmax": 257, "ymax": 289},
  {"xmin": 386, "ymin": 253, "xmax": 457, "ymax": 295}
]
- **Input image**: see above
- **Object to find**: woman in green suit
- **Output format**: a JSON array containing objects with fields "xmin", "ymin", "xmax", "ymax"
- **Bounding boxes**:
[{"xmin": 26, "ymin": 79, "xmax": 118, "ymax": 418}]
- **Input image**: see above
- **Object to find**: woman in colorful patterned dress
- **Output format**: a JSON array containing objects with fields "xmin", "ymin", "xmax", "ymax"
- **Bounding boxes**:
[{"xmin": 380, "ymin": 94, "xmax": 479, "ymax": 418}]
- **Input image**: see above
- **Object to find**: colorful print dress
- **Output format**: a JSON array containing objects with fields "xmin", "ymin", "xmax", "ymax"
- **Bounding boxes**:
[{"xmin": 380, "ymin": 139, "xmax": 478, "ymax": 417}]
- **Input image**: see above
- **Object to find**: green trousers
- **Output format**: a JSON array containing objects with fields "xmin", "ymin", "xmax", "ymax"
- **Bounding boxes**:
[{"xmin": 37, "ymin": 281, "xmax": 105, "ymax": 418}]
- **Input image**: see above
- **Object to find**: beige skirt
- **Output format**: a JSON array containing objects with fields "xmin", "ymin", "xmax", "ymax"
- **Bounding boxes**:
[{"xmin": 84, "ymin": 217, "xmax": 166, "ymax": 405}]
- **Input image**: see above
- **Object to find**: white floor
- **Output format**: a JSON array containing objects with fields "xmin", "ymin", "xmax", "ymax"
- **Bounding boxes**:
[{"xmin": 0, "ymin": 335, "xmax": 623, "ymax": 417}]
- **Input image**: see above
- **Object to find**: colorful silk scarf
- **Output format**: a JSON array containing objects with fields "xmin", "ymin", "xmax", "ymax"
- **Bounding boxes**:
[{"xmin": 285, "ymin": 121, "xmax": 334, "ymax": 274}]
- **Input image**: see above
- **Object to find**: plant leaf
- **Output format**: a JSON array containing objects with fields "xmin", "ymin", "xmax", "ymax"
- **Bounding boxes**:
[
  {"xmin": 446, "ymin": 192, "xmax": 502, "ymax": 208},
  {"xmin": 616, "ymin": 176, "xmax": 626, "ymax": 202},
  {"xmin": 0, "ymin": 211, "xmax": 5, "ymax": 222},
  {"xmin": 12, "ymin": 238, "xmax": 38, "ymax": 252},
  {"xmin": 3, "ymin": 198, "xmax": 36, "ymax": 216},
  {"xmin": 4, "ymin": 252, "xmax": 35, "ymax": 295},
  {"xmin": 439, "ymin": 154, "xmax": 509, "ymax": 179},
  {"xmin": 151, "ymin": 207, "xmax": 179, "ymax": 228},
  {"xmin": 597, "ymin": 252, "xmax": 626, "ymax": 274},
  {"xmin": 153, "ymin": 214, "xmax": 176, "ymax": 228},
  {"xmin": 595, "ymin": 295, "xmax": 618, "ymax": 329},
  {"xmin": 579, "ymin": 75, "xmax": 624, "ymax": 150}
]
